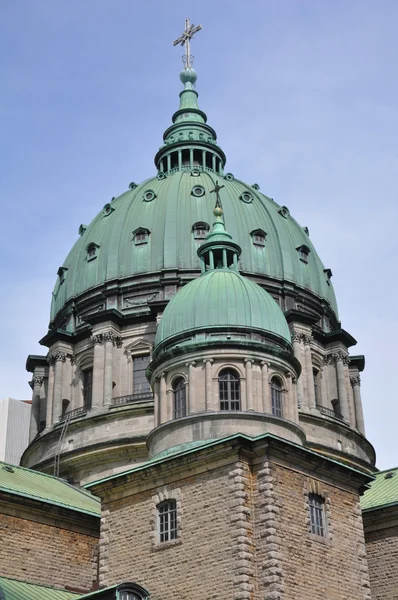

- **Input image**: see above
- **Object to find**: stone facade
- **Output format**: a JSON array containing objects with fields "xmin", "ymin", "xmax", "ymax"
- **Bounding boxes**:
[
  {"xmin": 363, "ymin": 505, "xmax": 398, "ymax": 599},
  {"xmin": 0, "ymin": 494, "xmax": 99, "ymax": 592},
  {"xmin": 89, "ymin": 435, "xmax": 372, "ymax": 600}
]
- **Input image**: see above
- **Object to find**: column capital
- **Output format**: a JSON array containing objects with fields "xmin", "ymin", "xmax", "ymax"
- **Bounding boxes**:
[
  {"xmin": 92, "ymin": 333, "xmax": 103, "ymax": 345},
  {"xmin": 244, "ymin": 358, "xmax": 253, "ymax": 365},
  {"xmin": 332, "ymin": 351, "xmax": 349, "ymax": 364},
  {"xmin": 53, "ymin": 350, "xmax": 67, "ymax": 363},
  {"xmin": 186, "ymin": 361, "xmax": 196, "ymax": 367},
  {"xmin": 291, "ymin": 331, "xmax": 303, "ymax": 343},
  {"xmin": 260, "ymin": 360, "xmax": 270, "ymax": 368},
  {"xmin": 32, "ymin": 375, "xmax": 44, "ymax": 387},
  {"xmin": 350, "ymin": 375, "xmax": 361, "ymax": 387},
  {"xmin": 302, "ymin": 334, "xmax": 313, "ymax": 346},
  {"xmin": 202, "ymin": 358, "xmax": 214, "ymax": 365}
]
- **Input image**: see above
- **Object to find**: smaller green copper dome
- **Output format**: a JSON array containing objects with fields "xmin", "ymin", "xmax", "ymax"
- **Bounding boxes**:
[{"xmin": 155, "ymin": 268, "xmax": 291, "ymax": 347}]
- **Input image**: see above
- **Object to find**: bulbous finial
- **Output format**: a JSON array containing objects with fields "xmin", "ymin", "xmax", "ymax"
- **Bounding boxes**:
[
  {"xmin": 180, "ymin": 67, "xmax": 197, "ymax": 86},
  {"xmin": 213, "ymin": 206, "xmax": 223, "ymax": 217}
]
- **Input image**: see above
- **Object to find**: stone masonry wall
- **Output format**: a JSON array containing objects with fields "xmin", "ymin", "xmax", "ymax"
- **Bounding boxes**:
[
  {"xmin": 366, "ymin": 524, "xmax": 398, "ymax": 600},
  {"xmin": 0, "ymin": 511, "xmax": 98, "ymax": 591},
  {"xmin": 256, "ymin": 461, "xmax": 371, "ymax": 600},
  {"xmin": 100, "ymin": 459, "xmax": 255, "ymax": 600}
]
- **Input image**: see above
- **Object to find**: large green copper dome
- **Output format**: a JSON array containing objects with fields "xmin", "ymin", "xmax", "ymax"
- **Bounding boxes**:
[
  {"xmin": 50, "ymin": 66, "xmax": 338, "ymax": 328},
  {"xmin": 155, "ymin": 267, "xmax": 291, "ymax": 347}
]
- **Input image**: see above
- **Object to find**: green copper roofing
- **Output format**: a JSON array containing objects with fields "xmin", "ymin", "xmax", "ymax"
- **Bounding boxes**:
[
  {"xmin": 51, "ymin": 171, "xmax": 338, "ymax": 322},
  {"xmin": 0, "ymin": 461, "xmax": 100, "ymax": 517},
  {"xmin": 361, "ymin": 467, "xmax": 398, "ymax": 511},
  {"xmin": 0, "ymin": 577, "xmax": 80, "ymax": 600},
  {"xmin": 155, "ymin": 202, "xmax": 291, "ymax": 346},
  {"xmin": 155, "ymin": 267, "xmax": 291, "ymax": 346}
]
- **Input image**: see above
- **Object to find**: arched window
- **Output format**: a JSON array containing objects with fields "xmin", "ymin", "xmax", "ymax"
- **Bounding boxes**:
[
  {"xmin": 173, "ymin": 378, "xmax": 186, "ymax": 419},
  {"xmin": 270, "ymin": 377, "xmax": 283, "ymax": 417},
  {"xmin": 308, "ymin": 493, "xmax": 326, "ymax": 537},
  {"xmin": 219, "ymin": 369, "xmax": 240, "ymax": 411}
]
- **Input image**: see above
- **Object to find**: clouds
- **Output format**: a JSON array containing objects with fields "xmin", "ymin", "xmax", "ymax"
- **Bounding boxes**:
[{"xmin": 1, "ymin": 0, "xmax": 397, "ymax": 468}]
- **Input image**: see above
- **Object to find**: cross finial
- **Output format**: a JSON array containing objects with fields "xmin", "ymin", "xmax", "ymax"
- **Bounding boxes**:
[
  {"xmin": 173, "ymin": 18, "xmax": 202, "ymax": 68},
  {"xmin": 210, "ymin": 180, "xmax": 225, "ymax": 209}
]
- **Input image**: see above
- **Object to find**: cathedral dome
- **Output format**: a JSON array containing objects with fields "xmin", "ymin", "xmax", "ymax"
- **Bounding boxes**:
[
  {"xmin": 49, "ymin": 65, "xmax": 338, "ymax": 331},
  {"xmin": 154, "ymin": 267, "xmax": 292, "ymax": 349}
]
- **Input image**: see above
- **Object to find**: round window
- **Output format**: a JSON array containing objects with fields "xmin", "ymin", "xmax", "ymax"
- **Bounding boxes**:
[
  {"xmin": 157, "ymin": 173, "xmax": 167, "ymax": 180},
  {"xmin": 129, "ymin": 182, "xmax": 137, "ymax": 190},
  {"xmin": 191, "ymin": 169, "xmax": 200, "ymax": 177},
  {"xmin": 224, "ymin": 172, "xmax": 234, "ymax": 181},
  {"xmin": 191, "ymin": 185, "xmax": 205, "ymax": 198},
  {"xmin": 143, "ymin": 190, "xmax": 156, "ymax": 202},
  {"xmin": 240, "ymin": 191, "xmax": 253, "ymax": 204}
]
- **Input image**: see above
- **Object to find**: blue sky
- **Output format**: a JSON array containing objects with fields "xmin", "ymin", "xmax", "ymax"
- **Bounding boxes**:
[{"xmin": 1, "ymin": 1, "xmax": 397, "ymax": 469}]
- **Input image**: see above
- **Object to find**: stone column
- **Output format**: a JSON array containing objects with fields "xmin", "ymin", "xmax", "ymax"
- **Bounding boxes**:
[
  {"xmin": 319, "ymin": 365, "xmax": 328, "ymax": 407},
  {"xmin": 291, "ymin": 332, "xmax": 305, "ymax": 408},
  {"xmin": 159, "ymin": 372, "xmax": 167, "ymax": 424},
  {"xmin": 153, "ymin": 377, "xmax": 159, "ymax": 428},
  {"xmin": 291, "ymin": 376, "xmax": 299, "ymax": 423},
  {"xmin": 245, "ymin": 359, "xmax": 253, "ymax": 411},
  {"xmin": 303, "ymin": 335, "xmax": 316, "ymax": 409},
  {"xmin": 261, "ymin": 362, "xmax": 271, "ymax": 414},
  {"xmin": 92, "ymin": 334, "xmax": 105, "ymax": 410},
  {"xmin": 187, "ymin": 361, "xmax": 196, "ymax": 415},
  {"xmin": 204, "ymin": 359, "xmax": 213, "ymax": 411},
  {"xmin": 103, "ymin": 332, "xmax": 115, "ymax": 407},
  {"xmin": 351, "ymin": 376, "xmax": 365, "ymax": 435},
  {"xmin": 46, "ymin": 354, "xmax": 55, "ymax": 428},
  {"xmin": 333, "ymin": 352, "xmax": 350, "ymax": 423},
  {"xmin": 52, "ymin": 350, "xmax": 67, "ymax": 423},
  {"xmin": 29, "ymin": 375, "xmax": 44, "ymax": 441},
  {"xmin": 285, "ymin": 373, "xmax": 294, "ymax": 421}
]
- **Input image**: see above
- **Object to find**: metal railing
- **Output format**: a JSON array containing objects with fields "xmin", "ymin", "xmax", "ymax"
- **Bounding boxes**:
[
  {"xmin": 316, "ymin": 404, "xmax": 344, "ymax": 421},
  {"xmin": 58, "ymin": 406, "xmax": 87, "ymax": 423},
  {"xmin": 111, "ymin": 391, "xmax": 154, "ymax": 407}
]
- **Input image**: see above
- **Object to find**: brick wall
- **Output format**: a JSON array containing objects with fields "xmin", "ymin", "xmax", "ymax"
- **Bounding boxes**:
[
  {"xmin": 101, "ymin": 462, "xmax": 239, "ymax": 600},
  {"xmin": 255, "ymin": 460, "xmax": 371, "ymax": 600},
  {"xmin": 0, "ymin": 510, "xmax": 98, "ymax": 591},
  {"xmin": 365, "ymin": 520, "xmax": 398, "ymax": 600},
  {"xmin": 95, "ymin": 442, "xmax": 371, "ymax": 600}
]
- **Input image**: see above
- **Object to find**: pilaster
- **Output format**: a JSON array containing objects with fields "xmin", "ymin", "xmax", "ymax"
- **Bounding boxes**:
[{"xmin": 29, "ymin": 375, "xmax": 44, "ymax": 441}]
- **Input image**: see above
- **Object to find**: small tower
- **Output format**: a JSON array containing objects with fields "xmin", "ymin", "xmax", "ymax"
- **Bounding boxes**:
[{"xmin": 147, "ymin": 199, "xmax": 303, "ymax": 457}]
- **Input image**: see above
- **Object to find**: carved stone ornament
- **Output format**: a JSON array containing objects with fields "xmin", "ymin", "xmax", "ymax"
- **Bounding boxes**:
[
  {"xmin": 103, "ymin": 331, "xmax": 117, "ymax": 343},
  {"xmin": 46, "ymin": 353, "xmax": 54, "ymax": 365},
  {"xmin": 342, "ymin": 355, "xmax": 351, "ymax": 366},
  {"xmin": 332, "ymin": 351, "xmax": 348, "ymax": 363},
  {"xmin": 70, "ymin": 355, "xmax": 76, "ymax": 365},
  {"xmin": 115, "ymin": 336, "xmax": 123, "ymax": 348},
  {"xmin": 350, "ymin": 375, "xmax": 361, "ymax": 387},
  {"xmin": 302, "ymin": 334, "xmax": 313, "ymax": 346},
  {"xmin": 291, "ymin": 331, "xmax": 302, "ymax": 343},
  {"xmin": 323, "ymin": 355, "xmax": 331, "ymax": 366},
  {"xmin": 33, "ymin": 375, "xmax": 44, "ymax": 387},
  {"xmin": 92, "ymin": 333, "xmax": 103, "ymax": 345},
  {"xmin": 53, "ymin": 350, "xmax": 67, "ymax": 362}
]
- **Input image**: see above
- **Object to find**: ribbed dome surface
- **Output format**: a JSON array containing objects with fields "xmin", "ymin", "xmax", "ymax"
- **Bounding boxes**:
[
  {"xmin": 51, "ymin": 170, "xmax": 338, "ymax": 320},
  {"xmin": 155, "ymin": 268, "xmax": 291, "ymax": 346}
]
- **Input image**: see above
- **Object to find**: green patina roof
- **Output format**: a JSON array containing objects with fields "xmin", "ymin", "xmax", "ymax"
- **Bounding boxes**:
[
  {"xmin": 51, "ymin": 172, "xmax": 337, "ymax": 321},
  {"xmin": 0, "ymin": 461, "xmax": 100, "ymax": 517},
  {"xmin": 361, "ymin": 467, "xmax": 398, "ymax": 511},
  {"xmin": 86, "ymin": 431, "xmax": 371, "ymax": 490},
  {"xmin": 0, "ymin": 577, "xmax": 80, "ymax": 600},
  {"xmin": 155, "ymin": 267, "xmax": 291, "ymax": 346},
  {"xmin": 51, "ymin": 66, "xmax": 338, "ymax": 323}
]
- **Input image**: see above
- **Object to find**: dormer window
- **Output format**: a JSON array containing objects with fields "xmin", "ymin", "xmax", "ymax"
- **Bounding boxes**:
[
  {"xmin": 297, "ymin": 244, "xmax": 310, "ymax": 263},
  {"xmin": 86, "ymin": 243, "xmax": 99, "ymax": 261},
  {"xmin": 250, "ymin": 229, "xmax": 267, "ymax": 247},
  {"xmin": 57, "ymin": 266, "xmax": 68, "ymax": 284},
  {"xmin": 143, "ymin": 190, "xmax": 156, "ymax": 202},
  {"xmin": 133, "ymin": 227, "xmax": 150, "ymax": 245},
  {"xmin": 192, "ymin": 222, "xmax": 210, "ymax": 240},
  {"xmin": 239, "ymin": 191, "xmax": 253, "ymax": 204},
  {"xmin": 324, "ymin": 268, "xmax": 333, "ymax": 285}
]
